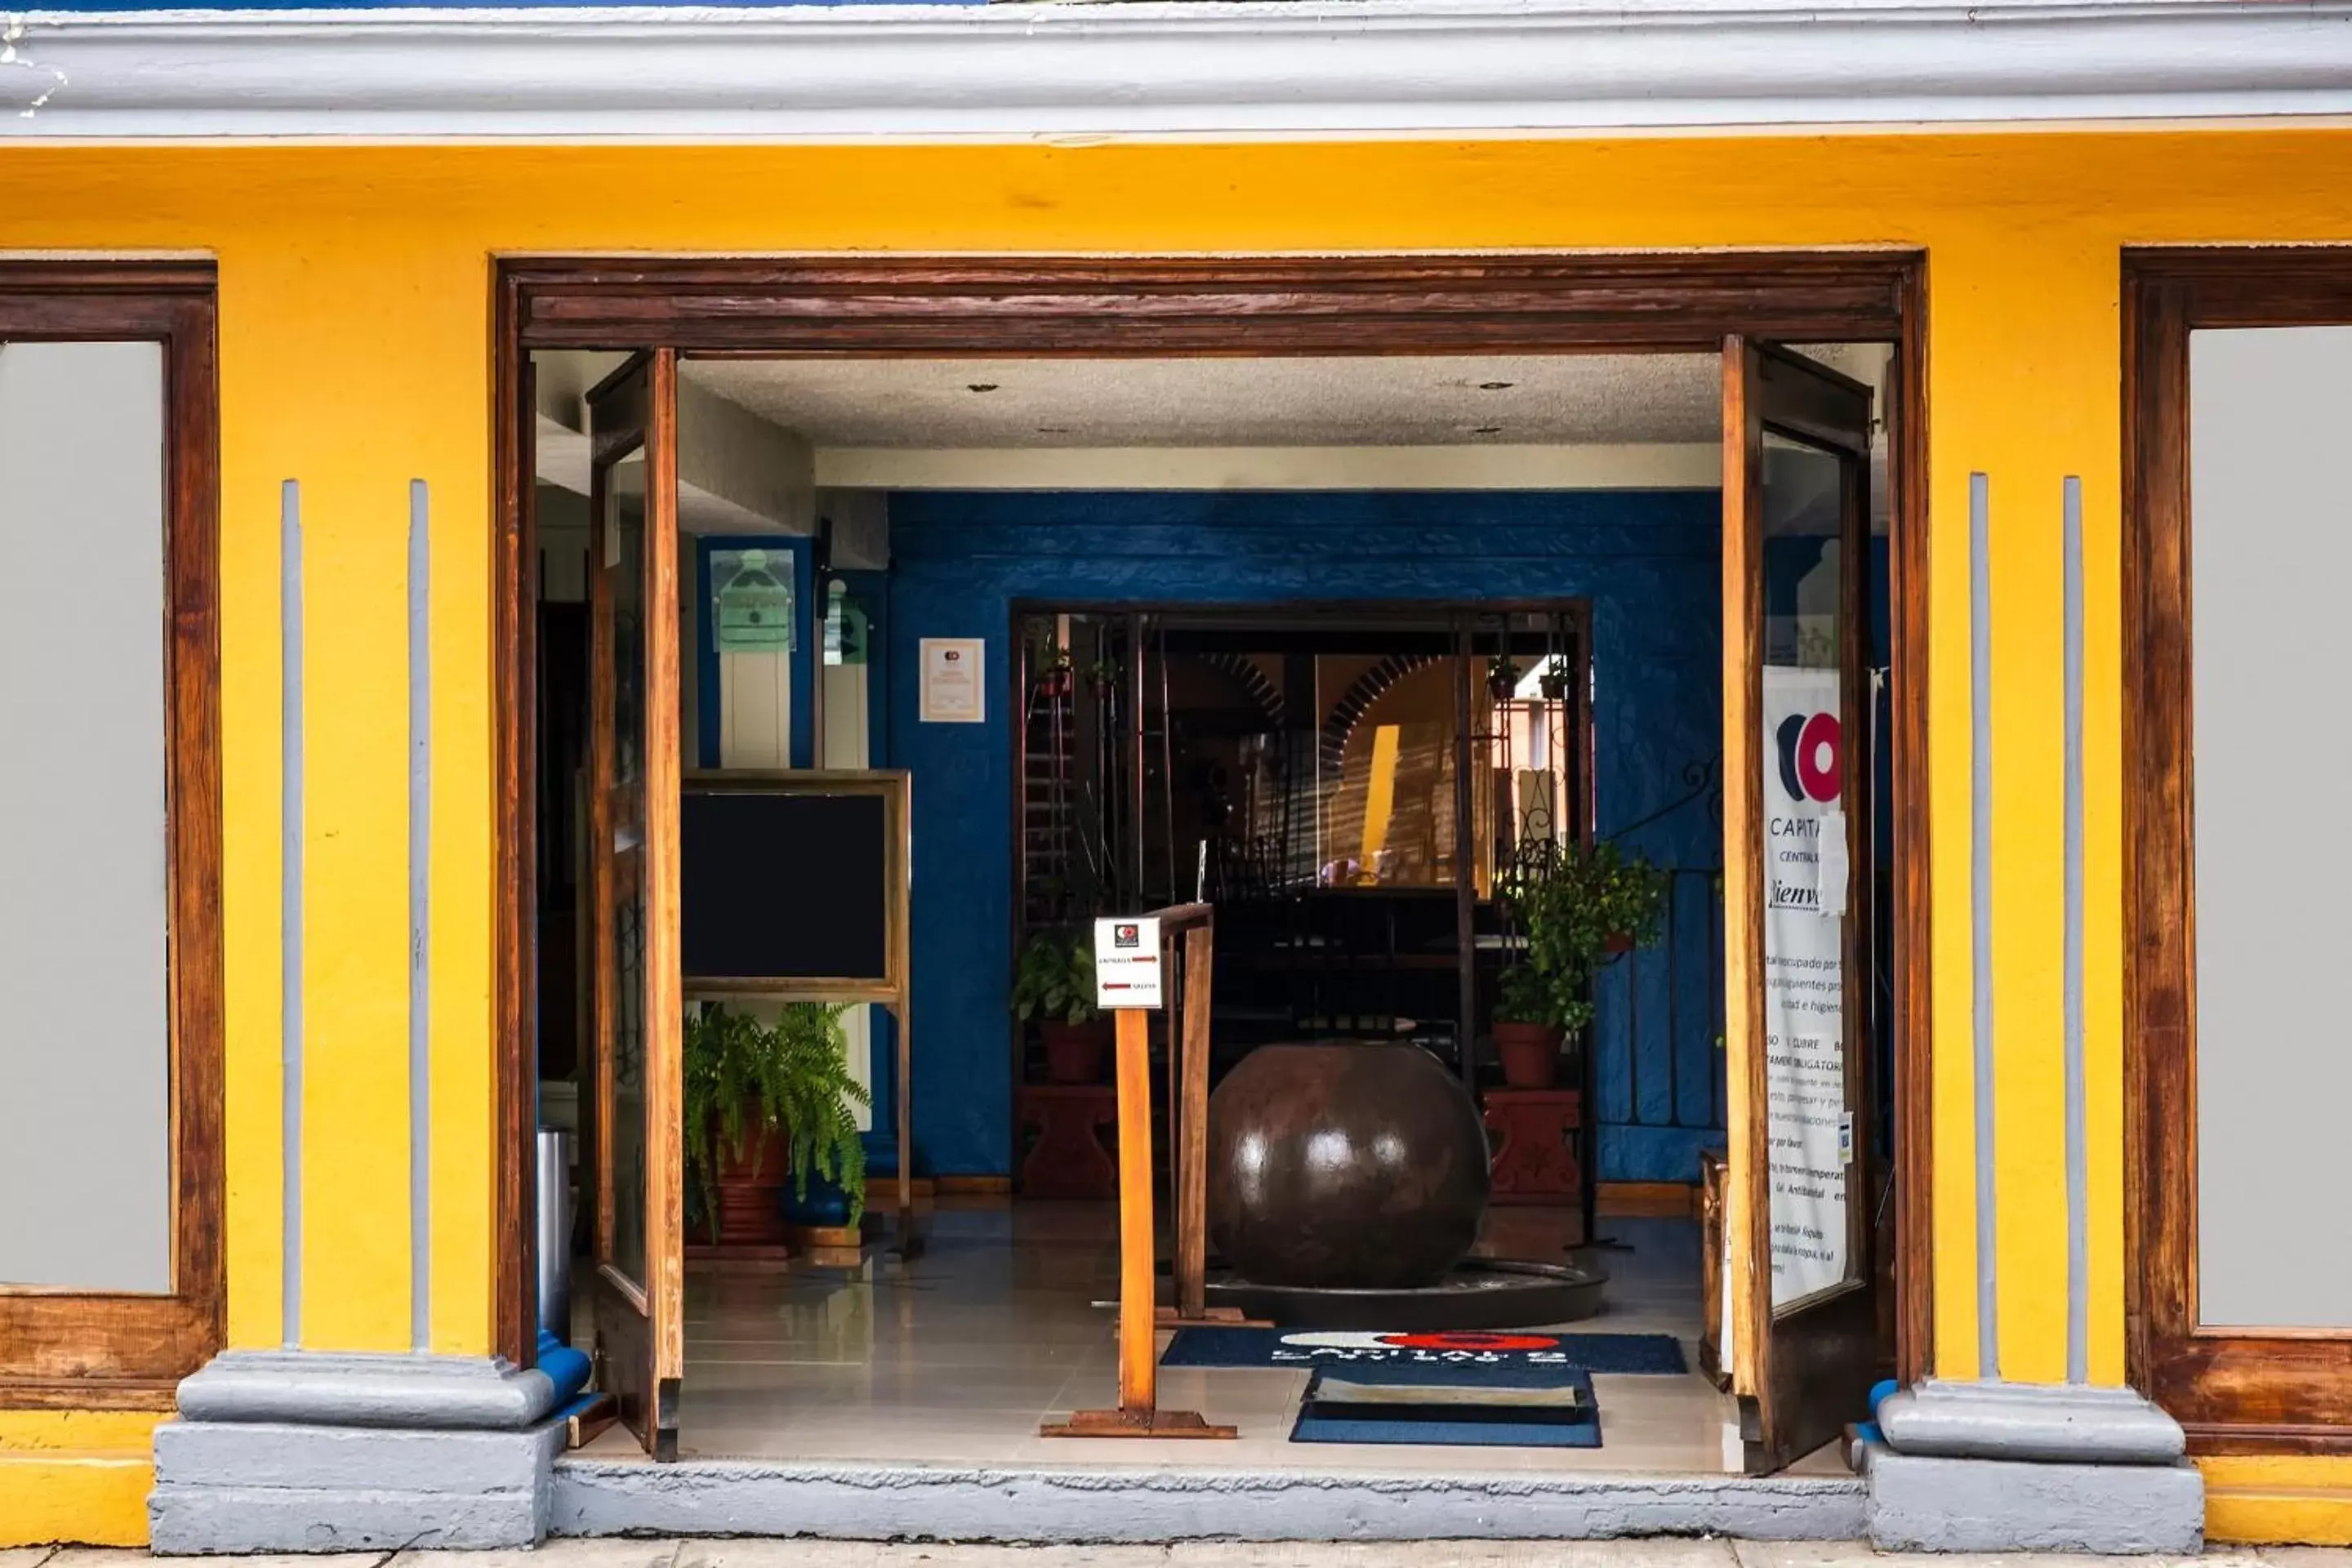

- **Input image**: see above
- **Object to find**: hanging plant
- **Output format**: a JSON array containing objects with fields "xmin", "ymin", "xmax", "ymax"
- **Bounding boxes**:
[
  {"xmin": 1034, "ymin": 639, "xmax": 1076, "ymax": 698},
  {"xmin": 1497, "ymin": 840, "xmax": 1670, "ymax": 1035},
  {"xmin": 1487, "ymin": 654, "xmax": 1518, "ymax": 702}
]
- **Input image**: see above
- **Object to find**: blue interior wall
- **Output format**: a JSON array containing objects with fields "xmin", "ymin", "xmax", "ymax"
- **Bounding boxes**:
[{"xmin": 884, "ymin": 488, "xmax": 1726, "ymax": 1181}]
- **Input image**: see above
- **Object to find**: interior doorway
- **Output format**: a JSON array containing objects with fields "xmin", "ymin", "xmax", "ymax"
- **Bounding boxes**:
[{"xmin": 494, "ymin": 253, "xmax": 1930, "ymax": 1482}]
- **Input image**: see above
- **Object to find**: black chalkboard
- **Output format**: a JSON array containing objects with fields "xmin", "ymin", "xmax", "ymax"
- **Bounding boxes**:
[{"xmin": 681, "ymin": 789, "xmax": 891, "ymax": 982}]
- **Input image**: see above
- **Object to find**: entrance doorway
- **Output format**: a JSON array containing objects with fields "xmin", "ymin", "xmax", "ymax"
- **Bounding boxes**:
[{"xmin": 493, "ymin": 254, "xmax": 1931, "ymax": 1481}]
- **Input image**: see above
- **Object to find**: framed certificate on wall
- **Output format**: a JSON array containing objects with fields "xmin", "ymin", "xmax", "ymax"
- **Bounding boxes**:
[{"xmin": 920, "ymin": 636, "xmax": 985, "ymax": 723}]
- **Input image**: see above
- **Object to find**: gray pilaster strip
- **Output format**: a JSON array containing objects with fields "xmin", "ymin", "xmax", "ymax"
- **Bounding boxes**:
[
  {"xmin": 281, "ymin": 479, "xmax": 304, "ymax": 1349},
  {"xmin": 409, "ymin": 479, "xmax": 432, "ymax": 1353},
  {"xmin": 1970, "ymin": 470, "xmax": 1999, "ymax": 1381},
  {"xmin": 2062, "ymin": 474, "xmax": 2087, "ymax": 1385}
]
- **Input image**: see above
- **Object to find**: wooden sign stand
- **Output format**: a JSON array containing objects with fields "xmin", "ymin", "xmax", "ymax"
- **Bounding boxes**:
[
  {"xmin": 1154, "ymin": 906, "xmax": 1263, "ymax": 1330},
  {"xmin": 1043, "ymin": 907, "xmax": 1236, "ymax": 1440}
]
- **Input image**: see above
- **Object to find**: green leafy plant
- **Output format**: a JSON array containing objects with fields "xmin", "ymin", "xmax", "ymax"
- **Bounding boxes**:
[
  {"xmin": 682, "ymin": 1000, "xmax": 870, "ymax": 1241},
  {"xmin": 1012, "ymin": 929, "xmax": 1099, "ymax": 1027},
  {"xmin": 1494, "ymin": 962, "xmax": 1554, "ymax": 1028},
  {"xmin": 1496, "ymin": 840, "xmax": 1670, "ymax": 1032}
]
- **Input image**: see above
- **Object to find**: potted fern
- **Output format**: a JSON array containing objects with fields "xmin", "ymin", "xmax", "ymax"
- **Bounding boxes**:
[
  {"xmin": 1013, "ymin": 928, "xmax": 1107, "ymax": 1083},
  {"xmin": 1494, "ymin": 841, "xmax": 1669, "ymax": 1088},
  {"xmin": 683, "ymin": 1000, "xmax": 870, "ymax": 1247}
]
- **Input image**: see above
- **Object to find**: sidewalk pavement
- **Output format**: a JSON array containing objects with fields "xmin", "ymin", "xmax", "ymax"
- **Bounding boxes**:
[{"xmin": 7, "ymin": 1541, "xmax": 2347, "ymax": 1568}]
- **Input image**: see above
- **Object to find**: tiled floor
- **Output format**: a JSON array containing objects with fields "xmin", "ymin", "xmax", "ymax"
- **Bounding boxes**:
[{"xmin": 581, "ymin": 1201, "xmax": 1846, "ymax": 1477}]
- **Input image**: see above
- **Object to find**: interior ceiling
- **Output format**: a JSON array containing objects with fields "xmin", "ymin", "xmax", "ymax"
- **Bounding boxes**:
[{"xmin": 681, "ymin": 353, "xmax": 1765, "ymax": 448}]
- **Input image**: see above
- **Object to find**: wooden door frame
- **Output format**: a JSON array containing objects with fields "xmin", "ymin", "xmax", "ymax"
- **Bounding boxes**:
[
  {"xmin": 0, "ymin": 262, "xmax": 224, "ymax": 1410},
  {"xmin": 1721, "ymin": 336, "xmax": 1882, "ymax": 1470},
  {"xmin": 490, "ymin": 251, "xmax": 1936, "ymax": 1384},
  {"xmin": 580, "ymin": 348, "xmax": 686, "ymax": 1459},
  {"xmin": 2123, "ymin": 246, "xmax": 2352, "ymax": 1455}
]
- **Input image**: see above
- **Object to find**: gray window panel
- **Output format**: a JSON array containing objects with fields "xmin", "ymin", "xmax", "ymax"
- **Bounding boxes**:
[
  {"xmin": 2189, "ymin": 325, "xmax": 2352, "ymax": 1331},
  {"xmin": 0, "ymin": 340, "xmax": 172, "ymax": 1294}
]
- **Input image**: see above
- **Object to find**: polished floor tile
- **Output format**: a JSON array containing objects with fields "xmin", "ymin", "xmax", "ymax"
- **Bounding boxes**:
[{"xmin": 601, "ymin": 1200, "xmax": 1841, "ymax": 1477}]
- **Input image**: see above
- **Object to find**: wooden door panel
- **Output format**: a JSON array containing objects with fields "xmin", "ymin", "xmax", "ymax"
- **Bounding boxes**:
[
  {"xmin": 1724, "ymin": 336, "xmax": 1884, "ymax": 1474},
  {"xmin": 584, "ymin": 350, "xmax": 683, "ymax": 1462}
]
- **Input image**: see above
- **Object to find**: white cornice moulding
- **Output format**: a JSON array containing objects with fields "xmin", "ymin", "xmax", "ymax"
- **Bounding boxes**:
[{"xmin": 8, "ymin": 0, "xmax": 2352, "ymax": 140}]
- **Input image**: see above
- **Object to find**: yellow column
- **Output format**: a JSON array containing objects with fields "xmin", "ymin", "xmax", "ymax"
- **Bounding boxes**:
[
  {"xmin": 1923, "ymin": 225, "xmax": 2126, "ymax": 1388},
  {"xmin": 215, "ymin": 216, "xmax": 495, "ymax": 1356}
]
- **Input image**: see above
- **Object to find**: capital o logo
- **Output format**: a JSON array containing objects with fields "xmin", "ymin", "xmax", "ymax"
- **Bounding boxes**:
[{"xmin": 1775, "ymin": 710, "xmax": 1842, "ymax": 804}]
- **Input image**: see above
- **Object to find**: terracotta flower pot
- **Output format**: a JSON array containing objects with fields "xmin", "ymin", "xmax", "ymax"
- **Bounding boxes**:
[
  {"xmin": 1040, "ymin": 1018, "xmax": 1112, "ymax": 1085},
  {"xmin": 1493, "ymin": 1021, "xmax": 1566, "ymax": 1089},
  {"xmin": 710, "ymin": 1116, "xmax": 792, "ymax": 1247}
]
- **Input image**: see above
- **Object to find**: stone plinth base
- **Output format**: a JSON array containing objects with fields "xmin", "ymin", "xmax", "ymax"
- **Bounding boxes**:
[
  {"xmin": 1864, "ymin": 1379, "xmax": 2200, "ymax": 1553},
  {"xmin": 1864, "ymin": 1441, "xmax": 2204, "ymax": 1553},
  {"xmin": 150, "ymin": 1352, "xmax": 564, "ymax": 1553}
]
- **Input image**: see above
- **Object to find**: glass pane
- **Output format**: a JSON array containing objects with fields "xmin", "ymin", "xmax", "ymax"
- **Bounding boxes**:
[
  {"xmin": 1480, "ymin": 626, "xmax": 1582, "ymax": 898},
  {"xmin": 821, "ymin": 581, "xmax": 867, "ymax": 767},
  {"xmin": 1321, "ymin": 655, "xmax": 1459, "ymax": 889},
  {"xmin": 604, "ymin": 448, "xmax": 650, "ymax": 1290},
  {"xmin": 2189, "ymin": 326, "xmax": 2352, "ymax": 1330},
  {"xmin": 711, "ymin": 547, "xmax": 795, "ymax": 769},
  {"xmin": 821, "ymin": 581, "xmax": 875, "ymax": 1130},
  {"xmin": 0, "ymin": 341, "xmax": 172, "ymax": 1293},
  {"xmin": 1757, "ymin": 430, "xmax": 1857, "ymax": 1312}
]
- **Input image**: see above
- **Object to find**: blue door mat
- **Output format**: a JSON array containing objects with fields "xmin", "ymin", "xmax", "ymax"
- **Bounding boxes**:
[
  {"xmin": 1290, "ymin": 1370, "xmax": 1602, "ymax": 1448},
  {"xmin": 1163, "ymin": 1326, "xmax": 1686, "ymax": 1379}
]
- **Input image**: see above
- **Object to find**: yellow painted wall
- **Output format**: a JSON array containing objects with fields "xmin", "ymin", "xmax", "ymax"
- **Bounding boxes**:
[
  {"xmin": 6, "ymin": 126, "xmax": 2352, "ymax": 1546},
  {"xmin": 2203, "ymin": 1457, "xmax": 2352, "ymax": 1545},
  {"xmin": 0, "ymin": 1411, "xmax": 164, "ymax": 1548}
]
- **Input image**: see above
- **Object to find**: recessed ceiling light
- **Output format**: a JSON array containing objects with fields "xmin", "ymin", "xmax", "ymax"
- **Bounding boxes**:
[
  {"xmin": 967, "ymin": 383, "xmax": 1000, "ymax": 394},
  {"xmin": 1477, "ymin": 381, "xmax": 1515, "ymax": 391}
]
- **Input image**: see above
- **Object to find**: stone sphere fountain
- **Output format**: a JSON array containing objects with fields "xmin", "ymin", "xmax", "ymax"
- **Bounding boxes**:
[
  {"xmin": 1207, "ymin": 1040, "xmax": 1490, "ymax": 1289},
  {"xmin": 1202, "ymin": 1040, "xmax": 1606, "ymax": 1327}
]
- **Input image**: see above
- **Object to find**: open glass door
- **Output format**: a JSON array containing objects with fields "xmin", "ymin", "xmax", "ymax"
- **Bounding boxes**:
[
  {"xmin": 1722, "ymin": 338, "xmax": 1880, "ymax": 1473},
  {"xmin": 586, "ymin": 351, "xmax": 684, "ymax": 1460}
]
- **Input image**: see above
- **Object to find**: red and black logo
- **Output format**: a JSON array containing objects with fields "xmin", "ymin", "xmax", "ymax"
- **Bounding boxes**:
[{"xmin": 1775, "ymin": 710, "xmax": 1842, "ymax": 804}]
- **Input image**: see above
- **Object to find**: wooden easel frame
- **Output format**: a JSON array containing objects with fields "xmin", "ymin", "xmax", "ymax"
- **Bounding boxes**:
[{"xmin": 679, "ymin": 768, "xmax": 917, "ymax": 1255}]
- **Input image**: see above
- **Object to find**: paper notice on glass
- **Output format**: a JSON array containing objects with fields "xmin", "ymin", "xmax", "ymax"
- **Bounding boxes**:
[
  {"xmin": 1766, "ymin": 1030, "xmax": 1850, "ymax": 1305},
  {"xmin": 1816, "ymin": 809, "xmax": 1850, "ymax": 919},
  {"xmin": 1761, "ymin": 666, "xmax": 1851, "ymax": 1307}
]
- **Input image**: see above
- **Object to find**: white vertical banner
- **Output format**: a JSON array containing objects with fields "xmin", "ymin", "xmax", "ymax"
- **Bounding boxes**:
[{"xmin": 1761, "ymin": 665, "xmax": 1851, "ymax": 1308}]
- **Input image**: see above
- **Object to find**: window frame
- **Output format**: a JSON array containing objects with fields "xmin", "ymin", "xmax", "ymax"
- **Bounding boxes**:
[
  {"xmin": 0, "ymin": 262, "xmax": 223, "ymax": 1410},
  {"xmin": 2124, "ymin": 247, "xmax": 2352, "ymax": 1454}
]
